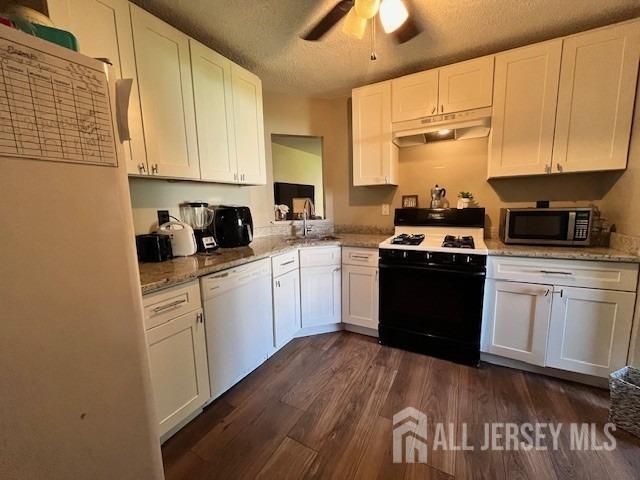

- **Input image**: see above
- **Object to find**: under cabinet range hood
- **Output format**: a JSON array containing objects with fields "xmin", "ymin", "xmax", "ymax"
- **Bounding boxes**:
[{"xmin": 393, "ymin": 107, "xmax": 492, "ymax": 147}]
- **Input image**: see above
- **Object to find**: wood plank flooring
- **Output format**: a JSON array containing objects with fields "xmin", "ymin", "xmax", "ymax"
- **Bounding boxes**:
[{"xmin": 162, "ymin": 332, "xmax": 640, "ymax": 480}]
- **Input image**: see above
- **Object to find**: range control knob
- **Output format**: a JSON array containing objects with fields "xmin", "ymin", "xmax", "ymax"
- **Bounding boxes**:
[{"xmin": 465, "ymin": 255, "xmax": 472, "ymax": 264}]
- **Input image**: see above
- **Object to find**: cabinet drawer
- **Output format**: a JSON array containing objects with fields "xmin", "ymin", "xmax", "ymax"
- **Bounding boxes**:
[
  {"xmin": 342, "ymin": 247, "xmax": 379, "ymax": 267},
  {"xmin": 142, "ymin": 281, "xmax": 201, "ymax": 330},
  {"xmin": 272, "ymin": 250, "xmax": 299, "ymax": 277},
  {"xmin": 299, "ymin": 246, "xmax": 341, "ymax": 267},
  {"xmin": 488, "ymin": 256, "xmax": 639, "ymax": 292}
]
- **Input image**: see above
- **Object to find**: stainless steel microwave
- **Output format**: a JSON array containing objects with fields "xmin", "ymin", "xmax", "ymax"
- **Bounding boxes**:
[{"xmin": 499, "ymin": 207, "xmax": 593, "ymax": 246}]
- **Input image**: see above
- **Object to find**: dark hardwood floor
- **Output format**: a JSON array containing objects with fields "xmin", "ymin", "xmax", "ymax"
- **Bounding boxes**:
[{"xmin": 162, "ymin": 332, "xmax": 640, "ymax": 480}]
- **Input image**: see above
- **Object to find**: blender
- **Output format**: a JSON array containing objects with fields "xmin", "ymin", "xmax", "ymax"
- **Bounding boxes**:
[{"xmin": 180, "ymin": 201, "xmax": 217, "ymax": 253}]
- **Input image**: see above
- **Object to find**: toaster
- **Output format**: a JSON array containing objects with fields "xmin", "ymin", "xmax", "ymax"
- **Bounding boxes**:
[{"xmin": 135, "ymin": 234, "xmax": 173, "ymax": 262}]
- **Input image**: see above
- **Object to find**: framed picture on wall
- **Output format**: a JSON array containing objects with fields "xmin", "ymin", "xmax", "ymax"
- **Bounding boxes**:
[{"xmin": 402, "ymin": 195, "xmax": 419, "ymax": 208}]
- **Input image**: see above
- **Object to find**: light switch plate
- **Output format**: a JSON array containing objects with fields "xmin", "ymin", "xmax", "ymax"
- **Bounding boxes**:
[{"xmin": 382, "ymin": 204, "xmax": 390, "ymax": 216}]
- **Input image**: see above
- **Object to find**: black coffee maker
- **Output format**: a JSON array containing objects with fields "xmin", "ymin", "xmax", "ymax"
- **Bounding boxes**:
[{"xmin": 211, "ymin": 205, "xmax": 253, "ymax": 248}]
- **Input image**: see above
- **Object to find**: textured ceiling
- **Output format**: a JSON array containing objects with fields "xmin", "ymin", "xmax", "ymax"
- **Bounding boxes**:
[{"xmin": 132, "ymin": 0, "xmax": 640, "ymax": 98}]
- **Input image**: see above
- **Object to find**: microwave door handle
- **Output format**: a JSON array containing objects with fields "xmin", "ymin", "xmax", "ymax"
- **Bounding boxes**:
[{"xmin": 567, "ymin": 211, "xmax": 576, "ymax": 241}]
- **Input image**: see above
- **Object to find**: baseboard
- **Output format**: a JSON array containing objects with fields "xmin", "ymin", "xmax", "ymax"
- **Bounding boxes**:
[
  {"xmin": 160, "ymin": 407, "xmax": 203, "ymax": 444},
  {"xmin": 295, "ymin": 323, "xmax": 343, "ymax": 337},
  {"xmin": 343, "ymin": 323, "xmax": 378, "ymax": 338},
  {"xmin": 480, "ymin": 353, "xmax": 609, "ymax": 389}
]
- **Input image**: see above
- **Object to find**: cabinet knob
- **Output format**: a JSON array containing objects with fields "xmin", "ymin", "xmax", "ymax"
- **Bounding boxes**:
[
  {"xmin": 431, "ymin": 106, "xmax": 436, "ymax": 115},
  {"xmin": 440, "ymin": 105, "xmax": 443, "ymax": 113},
  {"xmin": 151, "ymin": 163, "xmax": 159, "ymax": 175},
  {"xmin": 138, "ymin": 163, "xmax": 146, "ymax": 174},
  {"xmin": 556, "ymin": 163, "xmax": 563, "ymax": 172}
]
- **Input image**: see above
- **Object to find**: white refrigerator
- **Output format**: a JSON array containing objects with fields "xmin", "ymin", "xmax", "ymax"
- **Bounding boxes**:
[{"xmin": 0, "ymin": 27, "xmax": 163, "ymax": 479}]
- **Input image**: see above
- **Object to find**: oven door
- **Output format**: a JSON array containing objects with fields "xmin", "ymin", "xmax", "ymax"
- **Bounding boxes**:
[
  {"xmin": 379, "ymin": 263, "xmax": 485, "ymax": 346},
  {"xmin": 505, "ymin": 210, "xmax": 571, "ymax": 244}
]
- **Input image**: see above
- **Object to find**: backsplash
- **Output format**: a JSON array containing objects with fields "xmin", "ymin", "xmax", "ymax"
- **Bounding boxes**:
[
  {"xmin": 254, "ymin": 220, "xmax": 334, "ymax": 238},
  {"xmin": 611, "ymin": 232, "xmax": 640, "ymax": 256}
]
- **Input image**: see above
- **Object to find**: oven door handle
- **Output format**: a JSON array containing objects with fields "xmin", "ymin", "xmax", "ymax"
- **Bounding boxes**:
[{"xmin": 379, "ymin": 263, "xmax": 486, "ymax": 277}]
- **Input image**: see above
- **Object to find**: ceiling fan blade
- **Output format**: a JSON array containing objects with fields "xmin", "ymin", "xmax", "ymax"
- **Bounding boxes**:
[
  {"xmin": 303, "ymin": 0, "xmax": 354, "ymax": 41},
  {"xmin": 393, "ymin": 16, "xmax": 421, "ymax": 44}
]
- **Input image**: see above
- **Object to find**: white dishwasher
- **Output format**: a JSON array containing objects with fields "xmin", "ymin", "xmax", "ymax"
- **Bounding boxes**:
[{"xmin": 200, "ymin": 258, "xmax": 273, "ymax": 401}]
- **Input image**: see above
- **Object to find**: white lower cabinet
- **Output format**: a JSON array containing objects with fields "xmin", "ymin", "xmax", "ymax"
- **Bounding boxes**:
[
  {"xmin": 146, "ymin": 308, "xmax": 210, "ymax": 439},
  {"xmin": 482, "ymin": 280, "xmax": 552, "ymax": 366},
  {"xmin": 546, "ymin": 287, "xmax": 636, "ymax": 377},
  {"xmin": 273, "ymin": 268, "xmax": 301, "ymax": 349},
  {"xmin": 341, "ymin": 247, "xmax": 379, "ymax": 330},
  {"xmin": 300, "ymin": 247, "xmax": 341, "ymax": 328},
  {"xmin": 483, "ymin": 257, "xmax": 639, "ymax": 378}
]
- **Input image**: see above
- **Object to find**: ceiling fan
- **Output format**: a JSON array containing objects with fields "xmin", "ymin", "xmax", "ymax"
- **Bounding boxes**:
[{"xmin": 302, "ymin": 0, "xmax": 422, "ymax": 50}]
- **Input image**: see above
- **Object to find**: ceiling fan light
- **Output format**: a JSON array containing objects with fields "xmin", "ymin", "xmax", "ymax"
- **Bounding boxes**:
[
  {"xmin": 354, "ymin": 0, "xmax": 380, "ymax": 19},
  {"xmin": 342, "ymin": 7, "xmax": 367, "ymax": 39},
  {"xmin": 379, "ymin": 0, "xmax": 409, "ymax": 33}
]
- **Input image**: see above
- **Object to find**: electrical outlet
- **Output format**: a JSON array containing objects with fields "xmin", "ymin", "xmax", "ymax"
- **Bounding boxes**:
[{"xmin": 382, "ymin": 204, "xmax": 390, "ymax": 216}]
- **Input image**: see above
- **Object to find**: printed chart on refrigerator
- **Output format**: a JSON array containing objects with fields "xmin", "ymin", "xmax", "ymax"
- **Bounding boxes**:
[{"xmin": 0, "ymin": 29, "xmax": 117, "ymax": 166}]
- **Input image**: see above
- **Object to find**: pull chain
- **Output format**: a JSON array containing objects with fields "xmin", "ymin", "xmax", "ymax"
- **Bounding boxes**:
[{"xmin": 370, "ymin": 17, "xmax": 377, "ymax": 61}]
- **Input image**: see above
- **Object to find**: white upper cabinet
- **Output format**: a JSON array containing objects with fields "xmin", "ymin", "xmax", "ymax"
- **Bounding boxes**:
[
  {"xmin": 47, "ymin": 0, "xmax": 147, "ymax": 175},
  {"xmin": 352, "ymin": 81, "xmax": 398, "ymax": 186},
  {"xmin": 488, "ymin": 40, "xmax": 562, "ymax": 178},
  {"xmin": 553, "ymin": 22, "xmax": 640, "ymax": 173},
  {"xmin": 547, "ymin": 287, "xmax": 635, "ymax": 377},
  {"xmin": 190, "ymin": 40, "xmax": 237, "ymax": 183},
  {"xmin": 231, "ymin": 64, "xmax": 267, "ymax": 185},
  {"xmin": 130, "ymin": 5, "xmax": 200, "ymax": 179},
  {"xmin": 391, "ymin": 69, "xmax": 438, "ymax": 122},
  {"xmin": 438, "ymin": 56, "xmax": 494, "ymax": 114}
]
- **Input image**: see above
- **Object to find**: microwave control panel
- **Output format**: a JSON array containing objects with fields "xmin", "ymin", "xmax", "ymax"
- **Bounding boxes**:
[{"xmin": 574, "ymin": 211, "xmax": 591, "ymax": 240}]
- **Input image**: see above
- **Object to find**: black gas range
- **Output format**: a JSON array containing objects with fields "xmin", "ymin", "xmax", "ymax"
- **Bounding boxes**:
[{"xmin": 378, "ymin": 208, "xmax": 487, "ymax": 366}]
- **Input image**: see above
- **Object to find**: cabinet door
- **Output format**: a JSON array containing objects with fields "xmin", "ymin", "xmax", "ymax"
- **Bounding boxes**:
[
  {"xmin": 130, "ymin": 5, "xmax": 200, "ymax": 179},
  {"xmin": 301, "ymin": 265, "xmax": 341, "ymax": 328},
  {"xmin": 488, "ymin": 40, "xmax": 562, "ymax": 178},
  {"xmin": 231, "ymin": 64, "xmax": 266, "ymax": 185},
  {"xmin": 352, "ymin": 81, "xmax": 398, "ymax": 186},
  {"xmin": 48, "ymin": 0, "xmax": 147, "ymax": 175},
  {"xmin": 482, "ymin": 280, "xmax": 552, "ymax": 366},
  {"xmin": 342, "ymin": 264, "xmax": 378, "ymax": 329},
  {"xmin": 273, "ymin": 269, "xmax": 301, "ymax": 349},
  {"xmin": 547, "ymin": 287, "xmax": 635, "ymax": 377},
  {"xmin": 190, "ymin": 40, "xmax": 237, "ymax": 183},
  {"xmin": 146, "ymin": 309, "xmax": 210, "ymax": 437},
  {"xmin": 391, "ymin": 69, "xmax": 438, "ymax": 122},
  {"xmin": 553, "ymin": 22, "xmax": 640, "ymax": 173},
  {"xmin": 438, "ymin": 56, "xmax": 494, "ymax": 114}
]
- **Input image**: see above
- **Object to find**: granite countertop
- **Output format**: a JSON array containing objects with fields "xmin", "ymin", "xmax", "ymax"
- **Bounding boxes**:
[
  {"xmin": 485, "ymin": 239, "xmax": 640, "ymax": 264},
  {"xmin": 139, "ymin": 233, "xmax": 388, "ymax": 294}
]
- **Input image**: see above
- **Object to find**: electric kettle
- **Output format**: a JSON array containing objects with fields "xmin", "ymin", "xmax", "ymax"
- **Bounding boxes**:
[
  {"xmin": 430, "ymin": 185, "xmax": 447, "ymax": 208},
  {"xmin": 157, "ymin": 221, "xmax": 197, "ymax": 256}
]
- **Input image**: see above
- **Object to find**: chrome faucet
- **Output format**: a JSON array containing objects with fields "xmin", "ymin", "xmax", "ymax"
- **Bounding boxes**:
[{"xmin": 302, "ymin": 198, "xmax": 315, "ymax": 237}]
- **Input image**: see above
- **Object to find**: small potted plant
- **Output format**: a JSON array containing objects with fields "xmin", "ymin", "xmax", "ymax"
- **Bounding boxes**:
[{"xmin": 457, "ymin": 192, "xmax": 474, "ymax": 209}]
